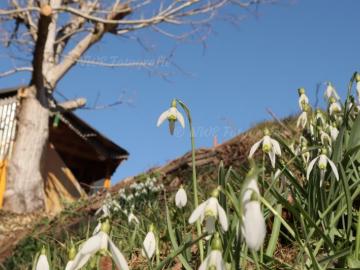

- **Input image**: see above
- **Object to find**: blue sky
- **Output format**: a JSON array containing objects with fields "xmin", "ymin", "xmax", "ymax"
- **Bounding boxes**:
[{"xmin": 1, "ymin": 0, "xmax": 360, "ymax": 183}]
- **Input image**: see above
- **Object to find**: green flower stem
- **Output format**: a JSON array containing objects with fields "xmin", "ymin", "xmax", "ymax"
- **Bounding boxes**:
[
  {"xmin": 355, "ymin": 209, "xmax": 360, "ymax": 260},
  {"xmin": 177, "ymin": 99, "xmax": 204, "ymax": 262},
  {"xmin": 265, "ymin": 204, "xmax": 282, "ymax": 256},
  {"xmin": 251, "ymin": 250, "xmax": 261, "ymax": 270},
  {"xmin": 156, "ymin": 237, "xmax": 160, "ymax": 266},
  {"xmin": 259, "ymin": 196, "xmax": 295, "ymax": 238},
  {"xmin": 155, "ymin": 233, "xmax": 208, "ymax": 270},
  {"xmin": 262, "ymin": 153, "xmax": 266, "ymax": 192}
]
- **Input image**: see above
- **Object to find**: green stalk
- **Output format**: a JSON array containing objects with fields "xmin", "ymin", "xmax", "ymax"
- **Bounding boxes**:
[
  {"xmin": 259, "ymin": 196, "xmax": 295, "ymax": 238},
  {"xmin": 155, "ymin": 233, "xmax": 208, "ymax": 270},
  {"xmin": 355, "ymin": 209, "xmax": 360, "ymax": 260},
  {"xmin": 251, "ymin": 250, "xmax": 261, "ymax": 270},
  {"xmin": 262, "ymin": 153, "xmax": 266, "ymax": 192},
  {"xmin": 177, "ymin": 99, "xmax": 204, "ymax": 262},
  {"xmin": 265, "ymin": 204, "xmax": 282, "ymax": 256}
]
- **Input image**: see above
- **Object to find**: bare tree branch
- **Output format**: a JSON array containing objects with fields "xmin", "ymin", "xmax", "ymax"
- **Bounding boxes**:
[
  {"xmin": 30, "ymin": 5, "xmax": 52, "ymax": 88},
  {"xmin": 0, "ymin": 66, "xmax": 33, "ymax": 78},
  {"xmin": 58, "ymin": 97, "xmax": 86, "ymax": 111},
  {"xmin": 74, "ymin": 57, "xmax": 167, "ymax": 68}
]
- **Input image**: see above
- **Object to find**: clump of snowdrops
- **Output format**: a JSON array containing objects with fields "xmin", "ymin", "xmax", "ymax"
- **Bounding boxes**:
[{"xmin": 15, "ymin": 72, "xmax": 360, "ymax": 269}]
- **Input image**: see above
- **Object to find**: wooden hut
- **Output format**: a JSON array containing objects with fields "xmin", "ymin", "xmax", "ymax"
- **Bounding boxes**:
[{"xmin": 0, "ymin": 87, "xmax": 129, "ymax": 214}]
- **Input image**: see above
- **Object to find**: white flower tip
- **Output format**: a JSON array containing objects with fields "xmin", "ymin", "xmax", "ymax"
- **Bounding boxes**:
[
  {"xmin": 242, "ymin": 201, "xmax": 266, "ymax": 251},
  {"xmin": 175, "ymin": 187, "xmax": 187, "ymax": 208},
  {"xmin": 142, "ymin": 231, "xmax": 156, "ymax": 259},
  {"xmin": 157, "ymin": 110, "xmax": 169, "ymax": 127},
  {"xmin": 36, "ymin": 254, "xmax": 50, "ymax": 270}
]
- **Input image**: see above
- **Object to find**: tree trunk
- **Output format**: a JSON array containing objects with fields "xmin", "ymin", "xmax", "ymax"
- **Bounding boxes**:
[{"xmin": 3, "ymin": 86, "xmax": 49, "ymax": 213}]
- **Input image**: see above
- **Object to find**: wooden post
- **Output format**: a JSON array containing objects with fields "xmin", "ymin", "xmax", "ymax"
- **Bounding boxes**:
[{"xmin": 103, "ymin": 166, "xmax": 111, "ymax": 190}]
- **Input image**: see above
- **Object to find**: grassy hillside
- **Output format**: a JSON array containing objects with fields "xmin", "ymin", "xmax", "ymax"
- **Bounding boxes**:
[
  {"xmin": 3, "ymin": 75, "xmax": 360, "ymax": 270},
  {"xmin": 0, "ymin": 117, "xmax": 294, "ymax": 269}
]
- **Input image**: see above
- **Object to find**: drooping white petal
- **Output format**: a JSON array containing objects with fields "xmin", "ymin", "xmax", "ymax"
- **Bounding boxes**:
[
  {"xmin": 242, "ymin": 178, "xmax": 260, "ymax": 203},
  {"xmin": 142, "ymin": 231, "xmax": 156, "ymax": 259},
  {"xmin": 326, "ymin": 157, "xmax": 339, "ymax": 180},
  {"xmin": 298, "ymin": 93, "xmax": 309, "ymax": 110},
  {"xmin": 70, "ymin": 233, "xmax": 102, "ymax": 270},
  {"xmin": 329, "ymin": 102, "xmax": 342, "ymax": 116},
  {"xmin": 188, "ymin": 201, "xmax": 207, "ymax": 224},
  {"xmin": 216, "ymin": 202, "xmax": 229, "ymax": 232},
  {"xmin": 108, "ymin": 238, "xmax": 129, "ymax": 270},
  {"xmin": 320, "ymin": 131, "xmax": 332, "ymax": 146},
  {"xmin": 157, "ymin": 109, "xmax": 170, "ymax": 127},
  {"xmin": 198, "ymin": 252, "xmax": 211, "ymax": 270},
  {"xmin": 242, "ymin": 201, "xmax": 266, "ymax": 251},
  {"xmin": 306, "ymin": 156, "xmax": 319, "ymax": 180},
  {"xmin": 297, "ymin": 111, "xmax": 307, "ymax": 129},
  {"xmin": 92, "ymin": 222, "xmax": 101, "ymax": 235},
  {"xmin": 36, "ymin": 254, "xmax": 49, "ymax": 270},
  {"xmin": 330, "ymin": 126, "xmax": 339, "ymax": 141},
  {"xmin": 128, "ymin": 213, "xmax": 140, "ymax": 224},
  {"xmin": 325, "ymin": 83, "xmax": 340, "ymax": 100},
  {"xmin": 199, "ymin": 250, "xmax": 225, "ymax": 270},
  {"xmin": 249, "ymin": 139, "xmax": 263, "ymax": 158},
  {"xmin": 274, "ymin": 169, "xmax": 282, "ymax": 180},
  {"xmin": 175, "ymin": 109, "xmax": 185, "ymax": 128},
  {"xmin": 268, "ymin": 149, "xmax": 276, "ymax": 168},
  {"xmin": 271, "ymin": 138, "xmax": 282, "ymax": 156},
  {"xmin": 213, "ymin": 250, "xmax": 226, "ymax": 270},
  {"xmin": 175, "ymin": 187, "xmax": 187, "ymax": 208},
  {"xmin": 65, "ymin": 260, "xmax": 74, "ymax": 270},
  {"xmin": 95, "ymin": 205, "xmax": 108, "ymax": 217},
  {"xmin": 205, "ymin": 216, "xmax": 216, "ymax": 234}
]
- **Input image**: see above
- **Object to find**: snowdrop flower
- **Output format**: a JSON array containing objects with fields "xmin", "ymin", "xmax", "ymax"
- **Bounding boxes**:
[
  {"xmin": 198, "ymin": 233, "xmax": 226, "ymax": 270},
  {"xmin": 309, "ymin": 119, "xmax": 315, "ymax": 137},
  {"xmin": 35, "ymin": 247, "xmax": 49, "ymax": 270},
  {"xmin": 175, "ymin": 185, "xmax": 187, "ymax": 208},
  {"xmin": 354, "ymin": 73, "xmax": 360, "ymax": 100},
  {"xmin": 189, "ymin": 188, "xmax": 228, "ymax": 234},
  {"xmin": 329, "ymin": 124, "xmax": 339, "ymax": 141},
  {"xmin": 65, "ymin": 244, "xmax": 77, "ymax": 270},
  {"xmin": 95, "ymin": 204, "xmax": 111, "ymax": 218},
  {"xmin": 320, "ymin": 130, "xmax": 332, "ymax": 146},
  {"xmin": 68, "ymin": 220, "xmax": 129, "ymax": 270},
  {"xmin": 307, "ymin": 149, "xmax": 339, "ymax": 186},
  {"xmin": 128, "ymin": 212, "xmax": 140, "ymax": 224},
  {"xmin": 301, "ymin": 145, "xmax": 310, "ymax": 165},
  {"xmin": 157, "ymin": 99, "xmax": 185, "ymax": 135},
  {"xmin": 249, "ymin": 129, "xmax": 281, "ymax": 168},
  {"xmin": 142, "ymin": 225, "xmax": 156, "ymax": 259},
  {"xmin": 241, "ymin": 176, "xmax": 266, "ymax": 251},
  {"xmin": 315, "ymin": 109, "xmax": 326, "ymax": 127},
  {"xmin": 297, "ymin": 110, "xmax": 308, "ymax": 129},
  {"xmin": 329, "ymin": 97, "xmax": 342, "ymax": 116},
  {"xmin": 298, "ymin": 88, "xmax": 309, "ymax": 110},
  {"xmin": 111, "ymin": 200, "xmax": 122, "ymax": 212},
  {"xmin": 92, "ymin": 222, "xmax": 101, "ymax": 235},
  {"xmin": 324, "ymin": 82, "xmax": 340, "ymax": 101},
  {"xmin": 65, "ymin": 261, "xmax": 73, "ymax": 270}
]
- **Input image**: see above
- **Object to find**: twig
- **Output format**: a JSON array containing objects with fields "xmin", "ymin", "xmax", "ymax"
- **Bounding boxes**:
[
  {"xmin": 266, "ymin": 108, "xmax": 296, "ymax": 136},
  {"xmin": 0, "ymin": 66, "xmax": 32, "ymax": 78}
]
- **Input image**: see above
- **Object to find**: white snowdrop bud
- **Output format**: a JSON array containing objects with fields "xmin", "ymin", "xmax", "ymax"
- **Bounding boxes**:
[{"xmin": 175, "ymin": 185, "xmax": 187, "ymax": 208}]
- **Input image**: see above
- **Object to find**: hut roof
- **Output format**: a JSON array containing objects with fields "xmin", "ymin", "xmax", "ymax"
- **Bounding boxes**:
[{"xmin": 0, "ymin": 87, "xmax": 129, "ymax": 186}]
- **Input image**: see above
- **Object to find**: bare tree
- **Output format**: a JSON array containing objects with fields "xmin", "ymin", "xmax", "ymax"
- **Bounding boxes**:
[{"xmin": 0, "ymin": 0, "xmax": 275, "ymax": 213}]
